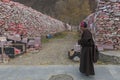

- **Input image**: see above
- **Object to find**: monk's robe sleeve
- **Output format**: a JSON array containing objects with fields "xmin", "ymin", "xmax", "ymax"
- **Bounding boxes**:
[{"xmin": 78, "ymin": 30, "xmax": 94, "ymax": 47}]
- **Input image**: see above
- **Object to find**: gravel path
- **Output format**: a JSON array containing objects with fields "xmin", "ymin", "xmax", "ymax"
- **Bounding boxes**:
[{"xmin": 6, "ymin": 32, "xmax": 79, "ymax": 65}]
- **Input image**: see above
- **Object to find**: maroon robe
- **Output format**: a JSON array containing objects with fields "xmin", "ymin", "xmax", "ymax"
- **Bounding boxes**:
[{"xmin": 78, "ymin": 29, "xmax": 95, "ymax": 76}]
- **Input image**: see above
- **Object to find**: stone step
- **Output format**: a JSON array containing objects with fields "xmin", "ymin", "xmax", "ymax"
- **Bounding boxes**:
[{"xmin": 99, "ymin": 51, "xmax": 120, "ymax": 64}]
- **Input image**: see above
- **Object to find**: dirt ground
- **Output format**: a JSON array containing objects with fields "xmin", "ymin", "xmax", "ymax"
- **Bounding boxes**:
[{"xmin": 5, "ymin": 31, "xmax": 80, "ymax": 65}]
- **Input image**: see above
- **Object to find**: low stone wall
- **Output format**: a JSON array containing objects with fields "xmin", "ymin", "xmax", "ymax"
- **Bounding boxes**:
[{"xmin": 99, "ymin": 51, "xmax": 120, "ymax": 64}]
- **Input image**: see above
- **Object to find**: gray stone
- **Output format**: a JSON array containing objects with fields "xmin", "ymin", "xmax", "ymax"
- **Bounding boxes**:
[
  {"xmin": 99, "ymin": 51, "xmax": 120, "ymax": 64},
  {"xmin": 114, "ymin": 13, "xmax": 120, "ymax": 16},
  {"xmin": 109, "ymin": 0, "xmax": 118, "ymax": 2}
]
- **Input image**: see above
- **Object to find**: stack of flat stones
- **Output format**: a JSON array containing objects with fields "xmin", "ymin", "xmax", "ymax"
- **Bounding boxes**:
[
  {"xmin": 0, "ymin": 1, "xmax": 65, "ymax": 37},
  {"xmin": 85, "ymin": 0, "xmax": 120, "ymax": 51}
]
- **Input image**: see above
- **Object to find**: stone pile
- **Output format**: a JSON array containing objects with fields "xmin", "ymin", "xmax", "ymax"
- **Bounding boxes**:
[
  {"xmin": 0, "ymin": 1, "xmax": 65, "ymax": 37},
  {"xmin": 85, "ymin": 0, "xmax": 120, "ymax": 50},
  {"xmin": 1, "ymin": 0, "xmax": 11, "ymax": 3},
  {"xmin": 0, "ymin": 1, "xmax": 66, "ymax": 64}
]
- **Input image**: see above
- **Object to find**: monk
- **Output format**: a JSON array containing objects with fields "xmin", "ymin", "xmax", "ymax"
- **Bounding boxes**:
[{"xmin": 78, "ymin": 21, "xmax": 95, "ymax": 76}]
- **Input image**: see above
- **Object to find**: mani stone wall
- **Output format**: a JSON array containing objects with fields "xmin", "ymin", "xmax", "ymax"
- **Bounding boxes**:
[
  {"xmin": 85, "ymin": 0, "xmax": 120, "ymax": 64},
  {"xmin": 85, "ymin": 0, "xmax": 120, "ymax": 51},
  {"xmin": 0, "ymin": 1, "xmax": 66, "ymax": 37}
]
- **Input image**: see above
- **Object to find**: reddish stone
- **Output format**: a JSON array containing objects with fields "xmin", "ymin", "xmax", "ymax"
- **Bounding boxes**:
[{"xmin": 1, "ymin": 0, "xmax": 10, "ymax": 3}]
